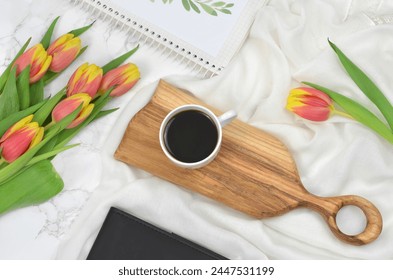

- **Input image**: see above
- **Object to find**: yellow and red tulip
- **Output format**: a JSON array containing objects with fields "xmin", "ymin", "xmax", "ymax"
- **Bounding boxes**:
[
  {"xmin": 66, "ymin": 63, "xmax": 103, "ymax": 98},
  {"xmin": 286, "ymin": 87, "xmax": 335, "ymax": 121},
  {"xmin": 52, "ymin": 93, "xmax": 94, "ymax": 129},
  {"xmin": 0, "ymin": 115, "xmax": 44, "ymax": 163},
  {"xmin": 47, "ymin": 34, "xmax": 81, "ymax": 73},
  {"xmin": 14, "ymin": 44, "xmax": 52, "ymax": 83},
  {"xmin": 99, "ymin": 63, "xmax": 140, "ymax": 97}
]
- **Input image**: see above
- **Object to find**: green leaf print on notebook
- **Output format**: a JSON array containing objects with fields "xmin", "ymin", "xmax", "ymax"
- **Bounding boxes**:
[{"xmin": 149, "ymin": 0, "xmax": 234, "ymax": 16}]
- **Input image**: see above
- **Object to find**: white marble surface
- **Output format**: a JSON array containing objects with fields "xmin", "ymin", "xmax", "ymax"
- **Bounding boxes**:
[
  {"xmin": 2, "ymin": 0, "xmax": 393, "ymax": 260},
  {"xmin": 0, "ymin": 0, "xmax": 187, "ymax": 259}
]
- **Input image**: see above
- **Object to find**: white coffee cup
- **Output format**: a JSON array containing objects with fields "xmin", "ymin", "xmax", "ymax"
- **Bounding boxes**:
[{"xmin": 159, "ymin": 104, "xmax": 237, "ymax": 169}]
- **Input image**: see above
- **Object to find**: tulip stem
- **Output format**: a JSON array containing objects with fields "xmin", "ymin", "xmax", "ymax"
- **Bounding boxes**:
[
  {"xmin": 44, "ymin": 121, "xmax": 55, "ymax": 131},
  {"xmin": 332, "ymin": 110, "xmax": 353, "ymax": 120}
]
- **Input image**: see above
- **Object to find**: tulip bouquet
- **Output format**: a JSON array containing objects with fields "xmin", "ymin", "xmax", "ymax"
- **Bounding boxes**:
[
  {"xmin": 0, "ymin": 18, "xmax": 140, "ymax": 215},
  {"xmin": 287, "ymin": 40, "xmax": 393, "ymax": 145}
]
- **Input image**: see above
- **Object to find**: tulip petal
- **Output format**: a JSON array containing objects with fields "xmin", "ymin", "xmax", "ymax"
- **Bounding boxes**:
[
  {"xmin": 47, "ymin": 34, "xmax": 75, "ymax": 54},
  {"xmin": 301, "ymin": 95, "xmax": 331, "ymax": 107},
  {"xmin": 1, "ymin": 137, "xmax": 31, "ymax": 163},
  {"xmin": 50, "ymin": 48, "xmax": 79, "ymax": 73},
  {"xmin": 99, "ymin": 63, "xmax": 140, "ymax": 97},
  {"xmin": 69, "ymin": 63, "xmax": 88, "ymax": 83},
  {"xmin": 52, "ymin": 93, "xmax": 92, "ymax": 125},
  {"xmin": 290, "ymin": 105, "xmax": 331, "ymax": 122},
  {"xmin": 30, "ymin": 46, "xmax": 46, "ymax": 73},
  {"xmin": 66, "ymin": 63, "xmax": 103, "ymax": 97},
  {"xmin": 287, "ymin": 87, "xmax": 334, "ymax": 122},
  {"xmin": 30, "ymin": 55, "xmax": 52, "ymax": 83},
  {"xmin": 81, "ymin": 74, "xmax": 102, "ymax": 98},
  {"xmin": 66, "ymin": 63, "xmax": 87, "ymax": 95},
  {"xmin": 29, "ymin": 127, "xmax": 44, "ymax": 149},
  {"xmin": 0, "ymin": 37, "xmax": 31, "ymax": 91},
  {"xmin": 14, "ymin": 43, "xmax": 52, "ymax": 84},
  {"xmin": 67, "ymin": 103, "xmax": 94, "ymax": 128},
  {"xmin": 290, "ymin": 87, "xmax": 332, "ymax": 106},
  {"xmin": 52, "ymin": 98, "xmax": 82, "ymax": 123},
  {"xmin": 14, "ymin": 46, "xmax": 37, "ymax": 76},
  {"xmin": 0, "ymin": 115, "xmax": 34, "ymax": 143},
  {"xmin": 68, "ymin": 93, "xmax": 92, "ymax": 107},
  {"xmin": 110, "ymin": 79, "xmax": 139, "ymax": 97},
  {"xmin": 48, "ymin": 35, "xmax": 81, "ymax": 73},
  {"xmin": 0, "ymin": 123, "xmax": 39, "ymax": 163}
]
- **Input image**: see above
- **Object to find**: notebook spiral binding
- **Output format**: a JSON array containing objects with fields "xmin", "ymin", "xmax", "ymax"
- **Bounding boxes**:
[
  {"xmin": 70, "ymin": 0, "xmax": 219, "ymax": 79},
  {"xmin": 365, "ymin": 13, "xmax": 393, "ymax": 25}
]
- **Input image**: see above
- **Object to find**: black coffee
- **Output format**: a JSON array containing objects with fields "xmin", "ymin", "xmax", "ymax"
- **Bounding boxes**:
[{"xmin": 164, "ymin": 110, "xmax": 218, "ymax": 163}]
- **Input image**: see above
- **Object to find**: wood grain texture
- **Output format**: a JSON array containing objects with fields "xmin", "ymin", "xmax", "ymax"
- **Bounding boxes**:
[{"xmin": 115, "ymin": 80, "xmax": 383, "ymax": 245}]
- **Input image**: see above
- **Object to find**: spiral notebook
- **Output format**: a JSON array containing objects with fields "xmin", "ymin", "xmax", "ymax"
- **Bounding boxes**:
[{"xmin": 71, "ymin": 0, "xmax": 266, "ymax": 78}]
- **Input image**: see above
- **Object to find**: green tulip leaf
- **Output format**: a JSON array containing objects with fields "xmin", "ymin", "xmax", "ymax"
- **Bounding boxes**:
[
  {"xmin": 328, "ymin": 39, "xmax": 393, "ymax": 131},
  {"xmin": 41, "ymin": 16, "xmax": 60, "ymax": 49},
  {"xmin": 16, "ymin": 66, "xmax": 30, "ymax": 110},
  {"xmin": 303, "ymin": 81, "xmax": 393, "ymax": 145},
  {"xmin": 95, "ymin": 108, "xmax": 119, "ymax": 119},
  {"xmin": 0, "ymin": 104, "xmax": 82, "ymax": 184},
  {"xmin": 101, "ymin": 45, "xmax": 139, "ymax": 74},
  {"xmin": 0, "ymin": 160, "xmax": 63, "ymax": 215},
  {"xmin": 28, "ymin": 144, "xmax": 79, "ymax": 166},
  {"xmin": 0, "ymin": 101, "xmax": 46, "ymax": 136},
  {"xmin": 43, "ymin": 71, "xmax": 57, "ymax": 86},
  {"xmin": 29, "ymin": 79, "xmax": 45, "ymax": 106},
  {"xmin": 0, "ymin": 68, "xmax": 19, "ymax": 120},
  {"xmin": 33, "ymin": 87, "xmax": 66, "ymax": 125},
  {"xmin": 36, "ymin": 134, "xmax": 59, "ymax": 156},
  {"xmin": 69, "ymin": 21, "xmax": 95, "ymax": 37}
]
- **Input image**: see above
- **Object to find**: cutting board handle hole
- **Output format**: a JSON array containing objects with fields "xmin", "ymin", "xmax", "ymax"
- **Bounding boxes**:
[{"xmin": 335, "ymin": 205, "xmax": 367, "ymax": 236}]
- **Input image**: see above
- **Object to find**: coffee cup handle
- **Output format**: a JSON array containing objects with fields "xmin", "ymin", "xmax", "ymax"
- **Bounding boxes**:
[{"xmin": 218, "ymin": 110, "xmax": 237, "ymax": 127}]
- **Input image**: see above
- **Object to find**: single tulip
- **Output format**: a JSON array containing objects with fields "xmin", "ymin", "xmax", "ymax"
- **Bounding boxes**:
[
  {"xmin": 67, "ymin": 63, "xmax": 103, "ymax": 98},
  {"xmin": 14, "ymin": 44, "xmax": 52, "ymax": 83},
  {"xmin": 0, "ymin": 115, "xmax": 44, "ymax": 163},
  {"xmin": 286, "ymin": 87, "xmax": 338, "ymax": 121},
  {"xmin": 99, "ymin": 63, "xmax": 140, "ymax": 97},
  {"xmin": 47, "ymin": 34, "xmax": 81, "ymax": 73},
  {"xmin": 52, "ymin": 93, "xmax": 94, "ymax": 129}
]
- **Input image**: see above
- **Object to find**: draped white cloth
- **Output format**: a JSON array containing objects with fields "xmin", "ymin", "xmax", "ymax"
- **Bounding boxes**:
[
  {"xmin": 55, "ymin": 0, "xmax": 393, "ymax": 259},
  {"xmin": 2, "ymin": 0, "xmax": 393, "ymax": 259}
]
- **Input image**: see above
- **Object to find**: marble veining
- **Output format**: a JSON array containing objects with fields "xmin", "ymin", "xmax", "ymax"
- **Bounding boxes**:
[
  {"xmin": 0, "ymin": 0, "xmax": 138, "ymax": 259},
  {"xmin": 36, "ymin": 188, "xmax": 92, "ymax": 239}
]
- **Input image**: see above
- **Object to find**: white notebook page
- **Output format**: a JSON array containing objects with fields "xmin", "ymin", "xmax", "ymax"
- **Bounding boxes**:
[
  {"xmin": 76, "ymin": 0, "xmax": 265, "ymax": 76},
  {"xmin": 110, "ymin": 0, "xmax": 251, "ymax": 58}
]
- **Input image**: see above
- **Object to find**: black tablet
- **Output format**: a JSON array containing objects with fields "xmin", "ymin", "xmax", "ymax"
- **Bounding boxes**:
[{"xmin": 87, "ymin": 207, "xmax": 227, "ymax": 260}]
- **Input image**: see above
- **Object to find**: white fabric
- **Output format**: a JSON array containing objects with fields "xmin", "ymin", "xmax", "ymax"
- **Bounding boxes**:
[
  {"xmin": 55, "ymin": 0, "xmax": 393, "ymax": 259},
  {"xmin": 1, "ymin": 0, "xmax": 392, "ymax": 259}
]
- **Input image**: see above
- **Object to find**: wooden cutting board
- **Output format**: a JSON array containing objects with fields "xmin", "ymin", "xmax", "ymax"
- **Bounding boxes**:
[{"xmin": 115, "ymin": 80, "xmax": 382, "ymax": 245}]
